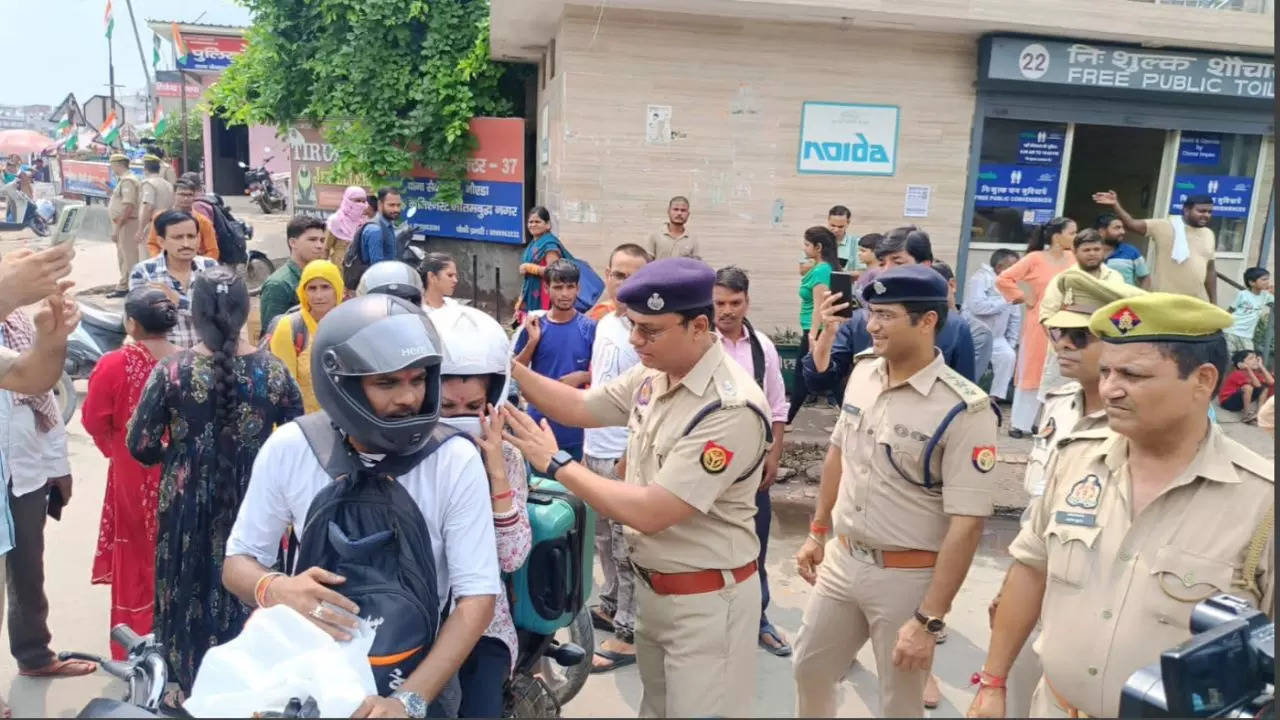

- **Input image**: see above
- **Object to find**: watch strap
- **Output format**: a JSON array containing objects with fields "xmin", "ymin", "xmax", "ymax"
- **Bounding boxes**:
[{"xmin": 914, "ymin": 608, "xmax": 945, "ymax": 633}]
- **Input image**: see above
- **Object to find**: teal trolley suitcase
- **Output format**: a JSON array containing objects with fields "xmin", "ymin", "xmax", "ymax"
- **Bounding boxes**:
[{"xmin": 510, "ymin": 476, "xmax": 596, "ymax": 635}]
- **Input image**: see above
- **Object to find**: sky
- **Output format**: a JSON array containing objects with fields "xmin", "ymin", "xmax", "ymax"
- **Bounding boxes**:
[{"xmin": 0, "ymin": 0, "xmax": 252, "ymax": 108}]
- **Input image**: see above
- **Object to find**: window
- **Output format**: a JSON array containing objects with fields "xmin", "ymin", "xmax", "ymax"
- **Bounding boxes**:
[
  {"xmin": 969, "ymin": 118, "xmax": 1068, "ymax": 248},
  {"xmin": 1169, "ymin": 132, "xmax": 1262, "ymax": 253}
]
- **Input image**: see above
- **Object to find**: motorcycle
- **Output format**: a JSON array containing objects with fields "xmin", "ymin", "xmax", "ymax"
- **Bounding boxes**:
[
  {"xmin": 239, "ymin": 148, "xmax": 287, "ymax": 214},
  {"xmin": 0, "ymin": 179, "xmax": 51, "ymax": 236}
]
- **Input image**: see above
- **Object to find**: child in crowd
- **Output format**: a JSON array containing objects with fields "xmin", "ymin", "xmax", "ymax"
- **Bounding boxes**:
[
  {"xmin": 1219, "ymin": 349, "xmax": 1275, "ymax": 423},
  {"xmin": 1226, "ymin": 267, "xmax": 1274, "ymax": 354}
]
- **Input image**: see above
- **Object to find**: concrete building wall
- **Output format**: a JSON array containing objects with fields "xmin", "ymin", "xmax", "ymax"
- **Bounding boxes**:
[{"xmin": 537, "ymin": 8, "xmax": 978, "ymax": 332}]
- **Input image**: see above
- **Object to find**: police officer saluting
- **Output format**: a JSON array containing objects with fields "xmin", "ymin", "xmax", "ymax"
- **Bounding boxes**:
[
  {"xmin": 502, "ymin": 257, "xmax": 771, "ymax": 718},
  {"xmin": 969, "ymin": 293, "xmax": 1274, "ymax": 719},
  {"xmin": 993, "ymin": 267, "xmax": 1145, "ymax": 716},
  {"xmin": 793, "ymin": 264, "xmax": 998, "ymax": 717}
]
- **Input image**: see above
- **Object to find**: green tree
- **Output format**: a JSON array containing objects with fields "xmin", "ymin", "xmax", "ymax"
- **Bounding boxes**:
[
  {"xmin": 207, "ymin": 0, "xmax": 513, "ymax": 204},
  {"xmin": 154, "ymin": 114, "xmax": 205, "ymax": 173}
]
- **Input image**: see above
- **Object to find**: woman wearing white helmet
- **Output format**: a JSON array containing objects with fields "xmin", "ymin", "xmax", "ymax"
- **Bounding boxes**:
[{"xmin": 437, "ymin": 304, "xmax": 530, "ymax": 718}]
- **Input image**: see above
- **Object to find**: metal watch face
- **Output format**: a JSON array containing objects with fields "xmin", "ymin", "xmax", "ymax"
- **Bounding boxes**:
[
  {"xmin": 926, "ymin": 618, "xmax": 945, "ymax": 633},
  {"xmin": 393, "ymin": 691, "xmax": 427, "ymax": 718}
]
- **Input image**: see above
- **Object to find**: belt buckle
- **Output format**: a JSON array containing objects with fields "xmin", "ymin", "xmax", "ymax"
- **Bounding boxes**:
[
  {"xmin": 848, "ymin": 540, "xmax": 882, "ymax": 567},
  {"xmin": 631, "ymin": 562, "xmax": 655, "ymax": 590}
]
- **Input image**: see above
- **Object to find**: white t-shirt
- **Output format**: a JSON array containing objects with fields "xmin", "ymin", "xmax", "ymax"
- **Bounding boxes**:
[
  {"xmin": 583, "ymin": 312, "xmax": 640, "ymax": 459},
  {"xmin": 226, "ymin": 422, "xmax": 502, "ymax": 609}
]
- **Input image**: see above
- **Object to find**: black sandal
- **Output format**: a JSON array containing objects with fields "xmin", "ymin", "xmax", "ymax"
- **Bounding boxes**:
[
  {"xmin": 590, "ymin": 648, "xmax": 636, "ymax": 674},
  {"xmin": 589, "ymin": 604, "xmax": 615, "ymax": 633}
]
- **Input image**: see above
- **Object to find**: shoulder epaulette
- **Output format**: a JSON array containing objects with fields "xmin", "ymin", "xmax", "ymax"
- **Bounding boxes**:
[
  {"xmin": 1054, "ymin": 426, "xmax": 1113, "ymax": 449},
  {"xmin": 1044, "ymin": 381, "xmax": 1083, "ymax": 398},
  {"xmin": 937, "ymin": 365, "xmax": 989, "ymax": 413}
]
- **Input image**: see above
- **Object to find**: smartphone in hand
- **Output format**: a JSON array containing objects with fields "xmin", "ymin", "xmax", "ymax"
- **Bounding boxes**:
[{"xmin": 829, "ymin": 271, "xmax": 856, "ymax": 318}]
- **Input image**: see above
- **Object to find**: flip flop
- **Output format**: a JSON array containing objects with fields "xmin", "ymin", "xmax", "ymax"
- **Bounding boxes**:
[
  {"xmin": 590, "ymin": 648, "xmax": 636, "ymax": 674},
  {"xmin": 759, "ymin": 625, "xmax": 792, "ymax": 657},
  {"xmin": 589, "ymin": 605, "xmax": 615, "ymax": 633},
  {"xmin": 18, "ymin": 658, "xmax": 97, "ymax": 678}
]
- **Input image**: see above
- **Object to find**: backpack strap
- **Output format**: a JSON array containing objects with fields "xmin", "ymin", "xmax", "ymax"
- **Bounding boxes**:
[
  {"xmin": 290, "ymin": 311, "xmax": 309, "ymax": 355},
  {"xmin": 296, "ymin": 411, "xmax": 356, "ymax": 481},
  {"xmin": 679, "ymin": 400, "xmax": 773, "ymax": 483},
  {"xmin": 742, "ymin": 319, "xmax": 766, "ymax": 389}
]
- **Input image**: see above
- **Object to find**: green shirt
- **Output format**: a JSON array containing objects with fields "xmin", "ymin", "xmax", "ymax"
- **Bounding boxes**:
[
  {"xmin": 258, "ymin": 260, "xmax": 302, "ymax": 338},
  {"xmin": 799, "ymin": 261, "xmax": 833, "ymax": 330}
]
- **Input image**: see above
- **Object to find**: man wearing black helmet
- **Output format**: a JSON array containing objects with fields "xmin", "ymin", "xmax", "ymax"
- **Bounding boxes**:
[{"xmin": 223, "ymin": 295, "xmax": 500, "ymax": 719}]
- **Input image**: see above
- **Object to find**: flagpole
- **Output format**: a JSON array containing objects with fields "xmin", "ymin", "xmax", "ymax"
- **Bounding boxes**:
[
  {"xmin": 123, "ymin": 0, "xmax": 153, "ymax": 121},
  {"xmin": 107, "ymin": 30, "xmax": 118, "ymax": 149},
  {"xmin": 174, "ymin": 36, "xmax": 189, "ymax": 172}
]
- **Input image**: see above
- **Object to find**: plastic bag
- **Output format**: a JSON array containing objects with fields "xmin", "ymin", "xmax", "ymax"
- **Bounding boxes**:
[{"xmin": 184, "ymin": 604, "xmax": 378, "ymax": 718}]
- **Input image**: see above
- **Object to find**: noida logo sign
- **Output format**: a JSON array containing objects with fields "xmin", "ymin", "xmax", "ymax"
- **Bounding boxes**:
[{"xmin": 797, "ymin": 102, "xmax": 899, "ymax": 176}]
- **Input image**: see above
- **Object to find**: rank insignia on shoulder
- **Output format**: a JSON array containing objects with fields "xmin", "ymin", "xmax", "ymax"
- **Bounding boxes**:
[
  {"xmin": 701, "ymin": 441, "xmax": 733, "ymax": 474},
  {"xmin": 1065, "ymin": 474, "xmax": 1102, "ymax": 509},
  {"xmin": 636, "ymin": 376, "xmax": 654, "ymax": 406},
  {"xmin": 1036, "ymin": 417, "xmax": 1056, "ymax": 440},
  {"xmin": 972, "ymin": 445, "xmax": 996, "ymax": 473}
]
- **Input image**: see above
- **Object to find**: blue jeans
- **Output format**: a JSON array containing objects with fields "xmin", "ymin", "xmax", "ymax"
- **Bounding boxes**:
[
  {"xmin": 755, "ymin": 488, "xmax": 773, "ymax": 630},
  {"xmin": 457, "ymin": 636, "xmax": 510, "ymax": 718}
]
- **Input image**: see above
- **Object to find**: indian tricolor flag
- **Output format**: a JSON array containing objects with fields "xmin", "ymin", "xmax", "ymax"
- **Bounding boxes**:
[
  {"xmin": 154, "ymin": 105, "xmax": 169, "ymax": 136},
  {"xmin": 104, "ymin": 0, "xmax": 114, "ymax": 39},
  {"xmin": 58, "ymin": 117, "xmax": 78, "ymax": 151},
  {"xmin": 172, "ymin": 22, "xmax": 188, "ymax": 65},
  {"xmin": 98, "ymin": 110, "xmax": 120, "ymax": 145}
]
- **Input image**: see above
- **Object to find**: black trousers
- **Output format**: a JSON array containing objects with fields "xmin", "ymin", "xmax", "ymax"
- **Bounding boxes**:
[
  {"xmin": 457, "ymin": 636, "xmax": 510, "ymax": 718},
  {"xmin": 786, "ymin": 333, "xmax": 811, "ymax": 425},
  {"xmin": 7, "ymin": 485, "xmax": 54, "ymax": 670},
  {"xmin": 1222, "ymin": 385, "xmax": 1269, "ymax": 412}
]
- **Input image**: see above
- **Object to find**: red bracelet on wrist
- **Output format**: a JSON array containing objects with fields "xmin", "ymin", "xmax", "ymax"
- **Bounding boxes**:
[
  {"xmin": 491, "ymin": 489, "xmax": 515, "ymax": 501},
  {"xmin": 809, "ymin": 522, "xmax": 830, "ymax": 535},
  {"xmin": 970, "ymin": 670, "xmax": 1007, "ymax": 690}
]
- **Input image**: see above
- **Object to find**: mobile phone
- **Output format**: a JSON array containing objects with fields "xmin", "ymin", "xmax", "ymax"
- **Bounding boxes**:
[{"xmin": 829, "ymin": 271, "xmax": 856, "ymax": 318}]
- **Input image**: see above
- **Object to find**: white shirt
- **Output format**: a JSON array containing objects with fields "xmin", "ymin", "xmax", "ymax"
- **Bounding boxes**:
[
  {"xmin": 0, "ymin": 400, "xmax": 71, "ymax": 497},
  {"xmin": 226, "ymin": 422, "xmax": 502, "ymax": 608},
  {"xmin": 963, "ymin": 264, "xmax": 1021, "ymax": 346},
  {"xmin": 583, "ymin": 312, "xmax": 640, "ymax": 459},
  {"xmin": 423, "ymin": 297, "xmax": 459, "ymax": 316}
]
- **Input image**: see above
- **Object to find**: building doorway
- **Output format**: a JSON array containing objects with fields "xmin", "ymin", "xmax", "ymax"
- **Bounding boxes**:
[
  {"xmin": 209, "ymin": 115, "xmax": 249, "ymax": 197},
  {"xmin": 1061, "ymin": 124, "xmax": 1167, "ymax": 247}
]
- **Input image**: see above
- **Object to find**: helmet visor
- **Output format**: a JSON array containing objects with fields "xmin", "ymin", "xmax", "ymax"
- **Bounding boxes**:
[{"xmin": 320, "ymin": 313, "xmax": 442, "ymax": 377}]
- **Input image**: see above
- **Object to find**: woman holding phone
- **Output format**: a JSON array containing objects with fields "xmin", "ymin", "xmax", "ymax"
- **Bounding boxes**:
[{"xmin": 790, "ymin": 226, "xmax": 839, "ymax": 425}]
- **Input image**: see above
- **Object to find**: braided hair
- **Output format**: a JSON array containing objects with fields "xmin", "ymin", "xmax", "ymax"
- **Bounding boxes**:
[{"xmin": 189, "ymin": 267, "xmax": 250, "ymax": 515}]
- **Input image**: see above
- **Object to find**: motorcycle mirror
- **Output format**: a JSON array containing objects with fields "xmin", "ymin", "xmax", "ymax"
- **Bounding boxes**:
[{"xmin": 237, "ymin": 161, "xmax": 247, "ymax": 168}]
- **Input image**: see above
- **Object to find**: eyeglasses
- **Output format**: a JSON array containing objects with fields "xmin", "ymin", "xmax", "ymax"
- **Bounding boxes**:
[
  {"xmin": 1049, "ymin": 327, "xmax": 1093, "ymax": 348},
  {"xmin": 630, "ymin": 320, "xmax": 681, "ymax": 345},
  {"xmin": 608, "ymin": 270, "xmax": 631, "ymax": 282}
]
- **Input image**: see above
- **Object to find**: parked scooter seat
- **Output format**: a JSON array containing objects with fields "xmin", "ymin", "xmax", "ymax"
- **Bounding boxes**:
[{"xmin": 79, "ymin": 302, "xmax": 124, "ymax": 332}]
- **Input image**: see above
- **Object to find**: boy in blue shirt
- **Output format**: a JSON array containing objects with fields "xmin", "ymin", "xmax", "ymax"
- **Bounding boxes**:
[
  {"xmin": 1097, "ymin": 213, "xmax": 1151, "ymax": 288},
  {"xmin": 1227, "ymin": 266, "xmax": 1274, "ymax": 355},
  {"xmin": 514, "ymin": 259, "xmax": 597, "ymax": 460}
]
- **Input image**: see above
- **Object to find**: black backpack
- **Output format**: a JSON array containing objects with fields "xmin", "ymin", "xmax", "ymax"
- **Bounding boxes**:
[
  {"xmin": 342, "ymin": 220, "xmax": 396, "ymax": 290},
  {"xmin": 201, "ymin": 196, "xmax": 249, "ymax": 265},
  {"xmin": 292, "ymin": 412, "xmax": 468, "ymax": 697}
]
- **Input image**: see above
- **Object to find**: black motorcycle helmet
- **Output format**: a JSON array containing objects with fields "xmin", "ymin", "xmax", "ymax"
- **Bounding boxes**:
[
  {"xmin": 310, "ymin": 293, "xmax": 443, "ymax": 455},
  {"xmin": 357, "ymin": 260, "xmax": 425, "ymax": 306}
]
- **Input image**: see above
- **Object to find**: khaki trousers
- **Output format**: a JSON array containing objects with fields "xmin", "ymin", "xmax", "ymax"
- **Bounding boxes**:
[
  {"xmin": 634, "ymin": 568, "xmax": 759, "ymax": 718},
  {"xmin": 113, "ymin": 217, "xmax": 141, "ymax": 289},
  {"xmin": 1006, "ymin": 624, "xmax": 1042, "ymax": 716},
  {"xmin": 1029, "ymin": 676, "xmax": 1077, "ymax": 718},
  {"xmin": 792, "ymin": 538, "xmax": 933, "ymax": 718}
]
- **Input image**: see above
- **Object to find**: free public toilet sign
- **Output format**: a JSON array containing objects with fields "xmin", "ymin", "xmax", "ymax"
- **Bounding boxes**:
[{"xmin": 797, "ymin": 102, "xmax": 900, "ymax": 176}]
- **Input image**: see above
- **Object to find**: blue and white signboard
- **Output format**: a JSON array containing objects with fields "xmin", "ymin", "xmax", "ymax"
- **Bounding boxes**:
[
  {"xmin": 797, "ymin": 102, "xmax": 899, "ymax": 176},
  {"xmin": 974, "ymin": 164, "xmax": 1061, "ymax": 223},
  {"xmin": 1017, "ymin": 130, "xmax": 1064, "ymax": 165},
  {"xmin": 1169, "ymin": 175, "xmax": 1254, "ymax": 219},
  {"xmin": 400, "ymin": 178, "xmax": 525, "ymax": 244},
  {"xmin": 1178, "ymin": 133, "xmax": 1223, "ymax": 165}
]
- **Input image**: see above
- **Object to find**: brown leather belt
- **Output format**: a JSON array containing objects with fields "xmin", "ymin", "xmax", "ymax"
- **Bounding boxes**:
[
  {"xmin": 838, "ymin": 535, "xmax": 938, "ymax": 569},
  {"xmin": 1045, "ymin": 675, "xmax": 1089, "ymax": 718},
  {"xmin": 633, "ymin": 560, "xmax": 758, "ymax": 596}
]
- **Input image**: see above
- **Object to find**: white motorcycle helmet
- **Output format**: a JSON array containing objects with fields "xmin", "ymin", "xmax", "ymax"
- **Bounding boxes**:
[{"xmin": 436, "ymin": 304, "xmax": 513, "ymax": 438}]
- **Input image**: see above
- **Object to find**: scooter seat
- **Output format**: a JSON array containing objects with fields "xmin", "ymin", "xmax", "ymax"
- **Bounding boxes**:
[{"xmin": 80, "ymin": 302, "xmax": 124, "ymax": 332}]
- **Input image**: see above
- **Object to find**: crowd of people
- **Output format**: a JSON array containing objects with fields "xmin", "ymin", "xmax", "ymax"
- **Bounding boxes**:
[{"xmin": 0, "ymin": 172, "xmax": 1272, "ymax": 720}]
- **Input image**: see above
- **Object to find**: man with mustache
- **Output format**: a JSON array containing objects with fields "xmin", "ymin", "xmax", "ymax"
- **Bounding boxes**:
[
  {"xmin": 985, "ymin": 267, "xmax": 1144, "ymax": 716},
  {"xmin": 968, "ymin": 292, "xmax": 1273, "ymax": 718}
]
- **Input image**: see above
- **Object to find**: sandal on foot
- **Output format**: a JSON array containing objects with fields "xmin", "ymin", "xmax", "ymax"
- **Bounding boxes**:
[
  {"xmin": 758, "ymin": 625, "xmax": 792, "ymax": 657},
  {"xmin": 589, "ymin": 605, "xmax": 615, "ymax": 633},
  {"xmin": 590, "ymin": 648, "xmax": 636, "ymax": 674},
  {"xmin": 18, "ymin": 659, "xmax": 97, "ymax": 678}
]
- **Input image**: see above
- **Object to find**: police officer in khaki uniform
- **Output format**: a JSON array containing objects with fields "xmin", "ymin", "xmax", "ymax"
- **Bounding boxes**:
[
  {"xmin": 106, "ymin": 153, "xmax": 141, "ymax": 294},
  {"xmin": 994, "ymin": 267, "xmax": 1145, "ymax": 715},
  {"xmin": 792, "ymin": 264, "xmax": 999, "ymax": 717},
  {"xmin": 502, "ymin": 257, "xmax": 770, "ymax": 718},
  {"xmin": 135, "ymin": 154, "xmax": 174, "ymax": 254},
  {"xmin": 969, "ymin": 292, "xmax": 1274, "ymax": 719}
]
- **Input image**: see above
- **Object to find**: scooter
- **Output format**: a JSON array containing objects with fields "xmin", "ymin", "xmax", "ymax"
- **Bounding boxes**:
[
  {"xmin": 0, "ymin": 181, "xmax": 51, "ymax": 236},
  {"xmin": 240, "ymin": 148, "xmax": 287, "ymax": 214},
  {"xmin": 53, "ymin": 300, "xmax": 127, "ymax": 423}
]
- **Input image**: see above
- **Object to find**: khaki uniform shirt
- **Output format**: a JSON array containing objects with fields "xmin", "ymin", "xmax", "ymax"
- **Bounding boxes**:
[
  {"xmin": 644, "ymin": 227, "xmax": 698, "ymax": 259},
  {"xmin": 584, "ymin": 341, "xmax": 768, "ymax": 573},
  {"xmin": 160, "ymin": 164, "xmax": 177, "ymax": 186},
  {"xmin": 830, "ymin": 351, "xmax": 998, "ymax": 552},
  {"xmin": 1010, "ymin": 423, "xmax": 1274, "ymax": 717},
  {"xmin": 108, "ymin": 175, "xmax": 140, "ymax": 222},
  {"xmin": 139, "ymin": 175, "xmax": 175, "ymax": 215},
  {"xmin": 1144, "ymin": 218, "xmax": 1215, "ymax": 300},
  {"xmin": 1024, "ymin": 382, "xmax": 1106, "ymax": 498}
]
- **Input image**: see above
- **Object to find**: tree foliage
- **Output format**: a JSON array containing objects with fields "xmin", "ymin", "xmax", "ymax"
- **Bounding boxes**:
[
  {"xmin": 154, "ymin": 114, "xmax": 205, "ymax": 172},
  {"xmin": 207, "ymin": 0, "xmax": 513, "ymax": 204}
]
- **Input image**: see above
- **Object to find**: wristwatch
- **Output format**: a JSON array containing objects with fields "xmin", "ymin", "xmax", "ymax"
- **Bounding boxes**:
[
  {"xmin": 391, "ymin": 690, "xmax": 427, "ymax": 719},
  {"xmin": 543, "ymin": 449, "xmax": 575, "ymax": 479},
  {"xmin": 914, "ymin": 609, "xmax": 946, "ymax": 634}
]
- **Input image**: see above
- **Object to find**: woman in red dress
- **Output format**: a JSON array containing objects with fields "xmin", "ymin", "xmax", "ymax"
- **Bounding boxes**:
[{"xmin": 81, "ymin": 287, "xmax": 179, "ymax": 660}]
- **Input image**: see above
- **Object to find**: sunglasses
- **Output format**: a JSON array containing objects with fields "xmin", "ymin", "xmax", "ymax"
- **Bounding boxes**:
[{"xmin": 1049, "ymin": 327, "xmax": 1094, "ymax": 348}]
